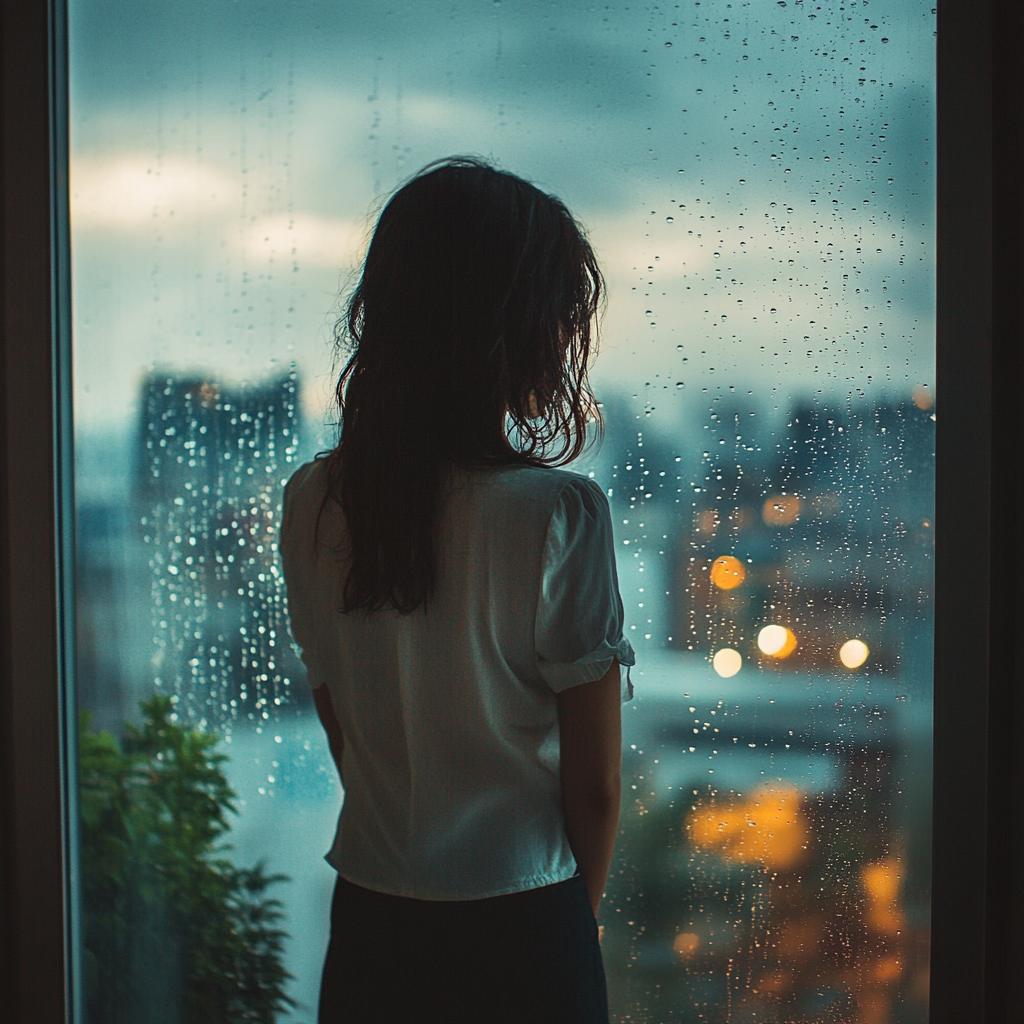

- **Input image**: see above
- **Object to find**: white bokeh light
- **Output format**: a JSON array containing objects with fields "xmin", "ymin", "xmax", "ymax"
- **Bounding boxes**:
[
  {"xmin": 840, "ymin": 639, "xmax": 870, "ymax": 669},
  {"xmin": 712, "ymin": 648, "xmax": 743, "ymax": 678},
  {"xmin": 757, "ymin": 625, "xmax": 788, "ymax": 656}
]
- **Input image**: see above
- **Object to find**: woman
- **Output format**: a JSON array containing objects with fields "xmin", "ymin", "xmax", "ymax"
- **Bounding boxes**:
[{"xmin": 281, "ymin": 158, "xmax": 634, "ymax": 1023}]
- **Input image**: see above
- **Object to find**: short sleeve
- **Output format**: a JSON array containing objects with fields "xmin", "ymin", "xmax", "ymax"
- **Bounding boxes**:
[
  {"xmin": 535, "ymin": 477, "xmax": 635, "ymax": 701},
  {"xmin": 280, "ymin": 463, "xmax": 327, "ymax": 691}
]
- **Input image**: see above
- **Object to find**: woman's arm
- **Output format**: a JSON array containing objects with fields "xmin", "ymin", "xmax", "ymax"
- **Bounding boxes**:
[
  {"xmin": 556, "ymin": 658, "xmax": 622, "ymax": 919},
  {"xmin": 313, "ymin": 684, "xmax": 345, "ymax": 783}
]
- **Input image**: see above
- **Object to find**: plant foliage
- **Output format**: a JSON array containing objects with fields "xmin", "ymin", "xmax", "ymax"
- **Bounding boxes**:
[{"xmin": 80, "ymin": 695, "xmax": 294, "ymax": 1023}]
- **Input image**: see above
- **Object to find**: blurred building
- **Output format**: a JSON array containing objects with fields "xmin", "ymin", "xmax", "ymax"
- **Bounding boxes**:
[
  {"xmin": 601, "ymin": 395, "xmax": 935, "ymax": 676},
  {"xmin": 133, "ymin": 371, "xmax": 311, "ymax": 730}
]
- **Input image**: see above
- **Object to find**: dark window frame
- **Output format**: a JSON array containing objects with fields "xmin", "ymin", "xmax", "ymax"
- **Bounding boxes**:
[{"xmin": 1, "ymin": 1, "xmax": 1019, "ymax": 1021}]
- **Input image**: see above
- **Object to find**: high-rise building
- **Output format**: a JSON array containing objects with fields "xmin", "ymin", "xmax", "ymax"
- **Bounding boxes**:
[{"xmin": 135, "ymin": 371, "xmax": 309, "ymax": 730}]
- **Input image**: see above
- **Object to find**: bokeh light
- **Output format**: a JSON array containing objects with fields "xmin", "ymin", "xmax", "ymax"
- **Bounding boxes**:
[
  {"xmin": 709, "ymin": 555, "xmax": 746, "ymax": 590},
  {"xmin": 912, "ymin": 384, "xmax": 934, "ymax": 410},
  {"xmin": 696, "ymin": 508, "xmax": 719, "ymax": 534},
  {"xmin": 688, "ymin": 785, "xmax": 810, "ymax": 869},
  {"xmin": 862, "ymin": 859, "xmax": 905, "ymax": 934},
  {"xmin": 839, "ymin": 638, "xmax": 870, "ymax": 669},
  {"xmin": 712, "ymin": 647, "xmax": 743, "ymax": 678},
  {"xmin": 762, "ymin": 494, "xmax": 801, "ymax": 527},
  {"xmin": 758, "ymin": 624, "xmax": 798, "ymax": 659},
  {"xmin": 673, "ymin": 932, "xmax": 701, "ymax": 958}
]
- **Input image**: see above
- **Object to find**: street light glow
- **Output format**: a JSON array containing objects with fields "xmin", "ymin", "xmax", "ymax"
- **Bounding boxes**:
[
  {"xmin": 762, "ymin": 494, "xmax": 801, "ymax": 527},
  {"xmin": 710, "ymin": 555, "xmax": 746, "ymax": 590},
  {"xmin": 758, "ymin": 624, "xmax": 797, "ymax": 659},
  {"xmin": 712, "ymin": 647, "xmax": 743, "ymax": 678},
  {"xmin": 840, "ymin": 638, "xmax": 870, "ymax": 669}
]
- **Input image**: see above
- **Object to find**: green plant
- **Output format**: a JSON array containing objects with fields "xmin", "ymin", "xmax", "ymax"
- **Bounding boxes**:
[{"xmin": 80, "ymin": 695, "xmax": 295, "ymax": 1024}]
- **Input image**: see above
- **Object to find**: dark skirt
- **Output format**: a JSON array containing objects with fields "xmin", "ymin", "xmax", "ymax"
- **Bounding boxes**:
[{"xmin": 318, "ymin": 872, "xmax": 609, "ymax": 1024}]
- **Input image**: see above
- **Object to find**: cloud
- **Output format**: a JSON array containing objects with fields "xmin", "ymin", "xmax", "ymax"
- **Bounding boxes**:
[
  {"xmin": 71, "ymin": 157, "xmax": 235, "ymax": 230},
  {"xmin": 241, "ymin": 214, "xmax": 368, "ymax": 271},
  {"xmin": 591, "ymin": 207, "xmax": 931, "ymax": 288},
  {"xmin": 72, "ymin": 154, "xmax": 368, "ymax": 274},
  {"xmin": 592, "ymin": 215, "xmax": 715, "ymax": 282}
]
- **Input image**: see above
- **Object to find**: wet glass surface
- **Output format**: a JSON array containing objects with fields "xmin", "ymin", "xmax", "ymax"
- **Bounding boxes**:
[{"xmin": 71, "ymin": 2, "xmax": 935, "ymax": 1020}]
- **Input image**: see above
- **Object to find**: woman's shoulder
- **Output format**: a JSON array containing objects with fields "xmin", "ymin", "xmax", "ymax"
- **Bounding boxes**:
[
  {"xmin": 475, "ymin": 464, "xmax": 607, "ymax": 516},
  {"xmin": 285, "ymin": 457, "xmax": 330, "ymax": 500},
  {"xmin": 281, "ymin": 457, "xmax": 348, "ymax": 556},
  {"xmin": 282, "ymin": 458, "xmax": 333, "ymax": 532}
]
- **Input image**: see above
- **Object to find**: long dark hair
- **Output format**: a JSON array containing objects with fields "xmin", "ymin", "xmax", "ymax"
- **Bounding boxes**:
[{"xmin": 324, "ymin": 157, "xmax": 604, "ymax": 614}]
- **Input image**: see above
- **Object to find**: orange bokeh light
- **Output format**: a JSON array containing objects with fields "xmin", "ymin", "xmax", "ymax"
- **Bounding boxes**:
[
  {"xmin": 859, "ymin": 990, "xmax": 894, "ymax": 1024},
  {"xmin": 862, "ymin": 858, "xmax": 905, "ymax": 934},
  {"xmin": 757, "ymin": 969, "xmax": 794, "ymax": 994},
  {"xmin": 762, "ymin": 494, "xmax": 801, "ymax": 526},
  {"xmin": 912, "ymin": 384, "xmax": 934, "ymax": 410},
  {"xmin": 687, "ymin": 784, "xmax": 809, "ymax": 870},
  {"xmin": 874, "ymin": 956, "xmax": 903, "ymax": 983},
  {"xmin": 710, "ymin": 555, "xmax": 746, "ymax": 590},
  {"xmin": 673, "ymin": 932, "xmax": 700, "ymax": 957}
]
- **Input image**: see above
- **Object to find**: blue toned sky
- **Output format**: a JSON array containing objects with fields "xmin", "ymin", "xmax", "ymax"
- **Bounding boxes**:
[{"xmin": 69, "ymin": 0, "xmax": 935, "ymax": 429}]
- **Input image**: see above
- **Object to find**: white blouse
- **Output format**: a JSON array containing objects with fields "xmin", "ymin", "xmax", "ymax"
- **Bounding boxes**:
[{"xmin": 280, "ymin": 458, "xmax": 634, "ymax": 901}]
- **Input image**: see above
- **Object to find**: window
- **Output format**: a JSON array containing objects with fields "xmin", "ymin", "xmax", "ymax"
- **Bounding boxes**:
[{"xmin": 1, "ymin": 2, "xmax": 1019, "ymax": 1023}]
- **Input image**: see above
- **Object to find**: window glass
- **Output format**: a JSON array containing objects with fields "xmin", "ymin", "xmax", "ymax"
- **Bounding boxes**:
[{"xmin": 71, "ymin": 2, "xmax": 935, "ymax": 1020}]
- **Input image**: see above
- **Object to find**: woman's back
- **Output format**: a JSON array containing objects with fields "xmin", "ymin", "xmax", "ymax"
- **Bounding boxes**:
[
  {"xmin": 290, "ymin": 157, "xmax": 625, "ymax": 1022},
  {"xmin": 282, "ymin": 457, "xmax": 631, "ymax": 900}
]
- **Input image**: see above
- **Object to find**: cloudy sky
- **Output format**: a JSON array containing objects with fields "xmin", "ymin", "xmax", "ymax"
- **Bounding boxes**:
[{"xmin": 69, "ymin": 0, "xmax": 936, "ymax": 433}]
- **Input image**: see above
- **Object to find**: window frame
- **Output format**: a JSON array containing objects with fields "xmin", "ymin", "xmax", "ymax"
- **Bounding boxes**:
[
  {"xmin": 1, "ymin": 0, "xmax": 77, "ymax": 1021},
  {"xmin": 0, "ymin": 1, "xmax": 1019, "ymax": 1021},
  {"xmin": 930, "ymin": 4, "xmax": 1023, "ymax": 1021}
]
